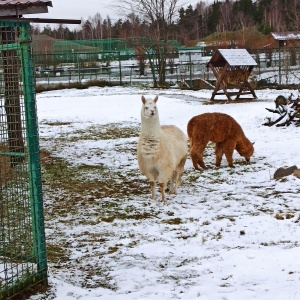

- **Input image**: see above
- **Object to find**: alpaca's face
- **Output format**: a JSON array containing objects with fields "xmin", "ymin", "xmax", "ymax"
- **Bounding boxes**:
[
  {"xmin": 141, "ymin": 96, "xmax": 158, "ymax": 118},
  {"xmin": 237, "ymin": 141, "xmax": 254, "ymax": 162}
]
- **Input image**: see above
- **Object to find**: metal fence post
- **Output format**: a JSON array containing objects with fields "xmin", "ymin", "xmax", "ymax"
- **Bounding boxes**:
[{"xmin": 19, "ymin": 24, "xmax": 48, "ymax": 281}]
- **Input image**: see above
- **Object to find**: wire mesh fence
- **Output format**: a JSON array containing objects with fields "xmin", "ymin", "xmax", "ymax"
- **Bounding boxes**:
[
  {"xmin": 33, "ymin": 47, "xmax": 300, "ymax": 88},
  {"xmin": 0, "ymin": 20, "xmax": 47, "ymax": 299}
]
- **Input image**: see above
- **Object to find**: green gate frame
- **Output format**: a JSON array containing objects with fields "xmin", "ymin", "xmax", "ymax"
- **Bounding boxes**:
[{"xmin": 0, "ymin": 20, "xmax": 47, "ymax": 299}]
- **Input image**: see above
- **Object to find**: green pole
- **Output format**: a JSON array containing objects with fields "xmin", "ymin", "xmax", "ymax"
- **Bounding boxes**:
[
  {"xmin": 19, "ymin": 23, "xmax": 48, "ymax": 282},
  {"xmin": 118, "ymin": 51, "xmax": 122, "ymax": 85},
  {"xmin": 77, "ymin": 53, "xmax": 81, "ymax": 83},
  {"xmin": 189, "ymin": 52, "xmax": 193, "ymax": 89}
]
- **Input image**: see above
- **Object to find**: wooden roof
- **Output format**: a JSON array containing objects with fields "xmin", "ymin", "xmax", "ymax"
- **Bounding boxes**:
[
  {"xmin": 207, "ymin": 49, "xmax": 257, "ymax": 67},
  {"xmin": 0, "ymin": 0, "xmax": 52, "ymax": 17}
]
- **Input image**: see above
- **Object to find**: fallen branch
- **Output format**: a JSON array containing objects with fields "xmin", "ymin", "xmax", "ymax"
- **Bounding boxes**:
[{"xmin": 263, "ymin": 93, "xmax": 300, "ymax": 127}]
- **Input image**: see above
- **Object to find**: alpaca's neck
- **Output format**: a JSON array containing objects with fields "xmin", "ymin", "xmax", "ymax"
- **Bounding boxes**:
[
  {"xmin": 141, "ymin": 114, "xmax": 161, "ymax": 137},
  {"xmin": 236, "ymin": 131, "xmax": 247, "ymax": 144}
]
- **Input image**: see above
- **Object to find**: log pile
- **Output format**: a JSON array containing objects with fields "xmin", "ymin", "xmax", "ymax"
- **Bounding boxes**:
[{"xmin": 263, "ymin": 93, "xmax": 300, "ymax": 127}]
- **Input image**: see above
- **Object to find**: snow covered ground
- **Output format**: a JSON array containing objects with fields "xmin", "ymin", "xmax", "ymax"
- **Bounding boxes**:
[{"xmin": 30, "ymin": 86, "xmax": 300, "ymax": 300}]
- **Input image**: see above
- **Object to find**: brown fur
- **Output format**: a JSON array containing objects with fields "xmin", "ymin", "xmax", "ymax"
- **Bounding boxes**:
[{"xmin": 187, "ymin": 112, "xmax": 254, "ymax": 169}]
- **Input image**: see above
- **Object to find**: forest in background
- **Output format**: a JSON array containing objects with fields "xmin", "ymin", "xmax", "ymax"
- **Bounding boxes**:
[{"xmin": 31, "ymin": 0, "xmax": 300, "ymax": 47}]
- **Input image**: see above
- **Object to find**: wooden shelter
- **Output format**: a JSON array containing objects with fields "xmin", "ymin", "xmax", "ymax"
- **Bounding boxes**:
[
  {"xmin": 0, "ymin": 0, "xmax": 80, "ymax": 24},
  {"xmin": 207, "ymin": 49, "xmax": 257, "ymax": 102},
  {"xmin": 270, "ymin": 31, "xmax": 300, "ymax": 48},
  {"xmin": 0, "ymin": 0, "xmax": 52, "ymax": 17}
]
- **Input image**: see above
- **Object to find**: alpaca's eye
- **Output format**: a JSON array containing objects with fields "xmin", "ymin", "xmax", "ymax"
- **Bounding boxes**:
[{"xmin": 145, "ymin": 107, "xmax": 148, "ymax": 110}]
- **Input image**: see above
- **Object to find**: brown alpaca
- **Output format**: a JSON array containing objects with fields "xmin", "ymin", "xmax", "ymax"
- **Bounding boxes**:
[{"xmin": 187, "ymin": 112, "xmax": 254, "ymax": 169}]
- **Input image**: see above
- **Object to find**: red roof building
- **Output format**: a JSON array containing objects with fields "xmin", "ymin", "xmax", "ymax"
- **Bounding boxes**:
[{"xmin": 270, "ymin": 31, "xmax": 300, "ymax": 48}]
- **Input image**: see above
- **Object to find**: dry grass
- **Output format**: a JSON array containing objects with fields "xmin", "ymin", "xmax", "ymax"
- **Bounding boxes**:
[{"xmin": 36, "ymin": 79, "xmax": 116, "ymax": 93}]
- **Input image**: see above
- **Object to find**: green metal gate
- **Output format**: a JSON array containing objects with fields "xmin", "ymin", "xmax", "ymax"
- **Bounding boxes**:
[{"xmin": 0, "ymin": 20, "xmax": 47, "ymax": 299}]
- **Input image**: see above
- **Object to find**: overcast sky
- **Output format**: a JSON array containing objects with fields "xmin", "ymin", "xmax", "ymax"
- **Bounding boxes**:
[{"xmin": 32, "ymin": 0, "xmax": 212, "ymax": 29}]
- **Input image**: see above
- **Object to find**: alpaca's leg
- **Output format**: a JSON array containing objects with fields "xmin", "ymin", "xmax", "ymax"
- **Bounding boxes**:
[
  {"xmin": 174, "ymin": 156, "xmax": 187, "ymax": 192},
  {"xmin": 223, "ymin": 140, "xmax": 235, "ymax": 167},
  {"xmin": 150, "ymin": 181, "xmax": 156, "ymax": 199},
  {"xmin": 159, "ymin": 182, "xmax": 166, "ymax": 201},
  {"xmin": 170, "ymin": 170, "xmax": 177, "ymax": 194},
  {"xmin": 190, "ymin": 150, "xmax": 200, "ymax": 170},
  {"xmin": 191, "ymin": 143, "xmax": 207, "ymax": 169},
  {"xmin": 215, "ymin": 142, "xmax": 223, "ymax": 167}
]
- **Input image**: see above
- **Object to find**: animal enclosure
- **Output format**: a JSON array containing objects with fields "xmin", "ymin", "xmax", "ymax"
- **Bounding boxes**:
[{"xmin": 0, "ymin": 20, "xmax": 47, "ymax": 299}]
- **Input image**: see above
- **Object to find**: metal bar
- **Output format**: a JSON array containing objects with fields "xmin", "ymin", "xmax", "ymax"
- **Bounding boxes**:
[
  {"xmin": 19, "ymin": 24, "xmax": 48, "ymax": 282},
  {"xmin": 0, "ymin": 17, "xmax": 81, "ymax": 24},
  {"xmin": 0, "ymin": 152, "xmax": 26, "ymax": 157},
  {"xmin": 0, "ymin": 43, "xmax": 19, "ymax": 51}
]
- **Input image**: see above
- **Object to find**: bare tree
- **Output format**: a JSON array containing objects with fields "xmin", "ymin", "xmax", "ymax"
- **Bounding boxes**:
[
  {"xmin": 264, "ymin": 0, "xmax": 285, "ymax": 32},
  {"xmin": 218, "ymin": 0, "xmax": 234, "ymax": 32},
  {"xmin": 234, "ymin": 11, "xmax": 255, "ymax": 47},
  {"xmin": 92, "ymin": 13, "xmax": 103, "ymax": 39},
  {"xmin": 115, "ymin": 0, "xmax": 181, "ymax": 86},
  {"xmin": 285, "ymin": 0, "xmax": 300, "ymax": 31}
]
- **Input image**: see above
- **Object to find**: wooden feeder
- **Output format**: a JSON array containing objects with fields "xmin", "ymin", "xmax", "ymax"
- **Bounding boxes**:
[{"xmin": 207, "ymin": 49, "xmax": 257, "ymax": 102}]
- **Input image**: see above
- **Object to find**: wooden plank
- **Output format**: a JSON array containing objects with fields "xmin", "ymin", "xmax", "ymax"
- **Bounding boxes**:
[{"xmin": 213, "ymin": 92, "xmax": 254, "ymax": 96}]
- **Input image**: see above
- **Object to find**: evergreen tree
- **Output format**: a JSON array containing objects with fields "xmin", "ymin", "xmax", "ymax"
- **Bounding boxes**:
[
  {"xmin": 37, "ymin": 0, "xmax": 299, "ymax": 45},
  {"xmin": 207, "ymin": 1, "xmax": 222, "ymax": 34}
]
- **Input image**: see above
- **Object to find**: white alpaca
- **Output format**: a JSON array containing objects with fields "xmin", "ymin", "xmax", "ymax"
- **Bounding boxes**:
[{"xmin": 137, "ymin": 95, "xmax": 188, "ymax": 201}]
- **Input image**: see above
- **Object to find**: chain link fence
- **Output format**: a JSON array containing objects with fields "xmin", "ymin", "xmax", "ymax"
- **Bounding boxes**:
[
  {"xmin": 0, "ymin": 20, "xmax": 47, "ymax": 299},
  {"xmin": 33, "ymin": 47, "xmax": 300, "ymax": 88}
]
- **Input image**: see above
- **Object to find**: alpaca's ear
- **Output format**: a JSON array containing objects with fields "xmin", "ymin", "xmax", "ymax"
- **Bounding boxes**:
[
  {"xmin": 252, "ymin": 142, "xmax": 255, "ymax": 145},
  {"xmin": 154, "ymin": 95, "xmax": 158, "ymax": 103},
  {"xmin": 141, "ymin": 95, "xmax": 146, "ymax": 104}
]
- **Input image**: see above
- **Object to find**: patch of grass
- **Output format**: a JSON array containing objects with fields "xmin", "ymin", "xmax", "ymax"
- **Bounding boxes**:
[
  {"xmin": 185, "ymin": 172, "xmax": 202, "ymax": 183},
  {"xmin": 36, "ymin": 80, "xmax": 116, "ymax": 93},
  {"xmin": 275, "ymin": 213, "xmax": 285, "ymax": 220},
  {"xmin": 41, "ymin": 153, "xmax": 148, "ymax": 201},
  {"xmin": 67, "ymin": 123, "xmax": 140, "ymax": 142},
  {"xmin": 40, "ymin": 123, "xmax": 140, "ymax": 144},
  {"xmin": 202, "ymin": 220, "xmax": 211, "ymax": 226},
  {"xmin": 47, "ymin": 243, "xmax": 70, "ymax": 264},
  {"xmin": 108, "ymin": 246, "xmax": 119, "ymax": 254},
  {"xmin": 162, "ymin": 217, "xmax": 182, "ymax": 225},
  {"xmin": 43, "ymin": 121, "xmax": 72, "ymax": 126},
  {"xmin": 215, "ymin": 215, "xmax": 236, "ymax": 222},
  {"xmin": 101, "ymin": 216, "xmax": 115, "ymax": 223}
]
